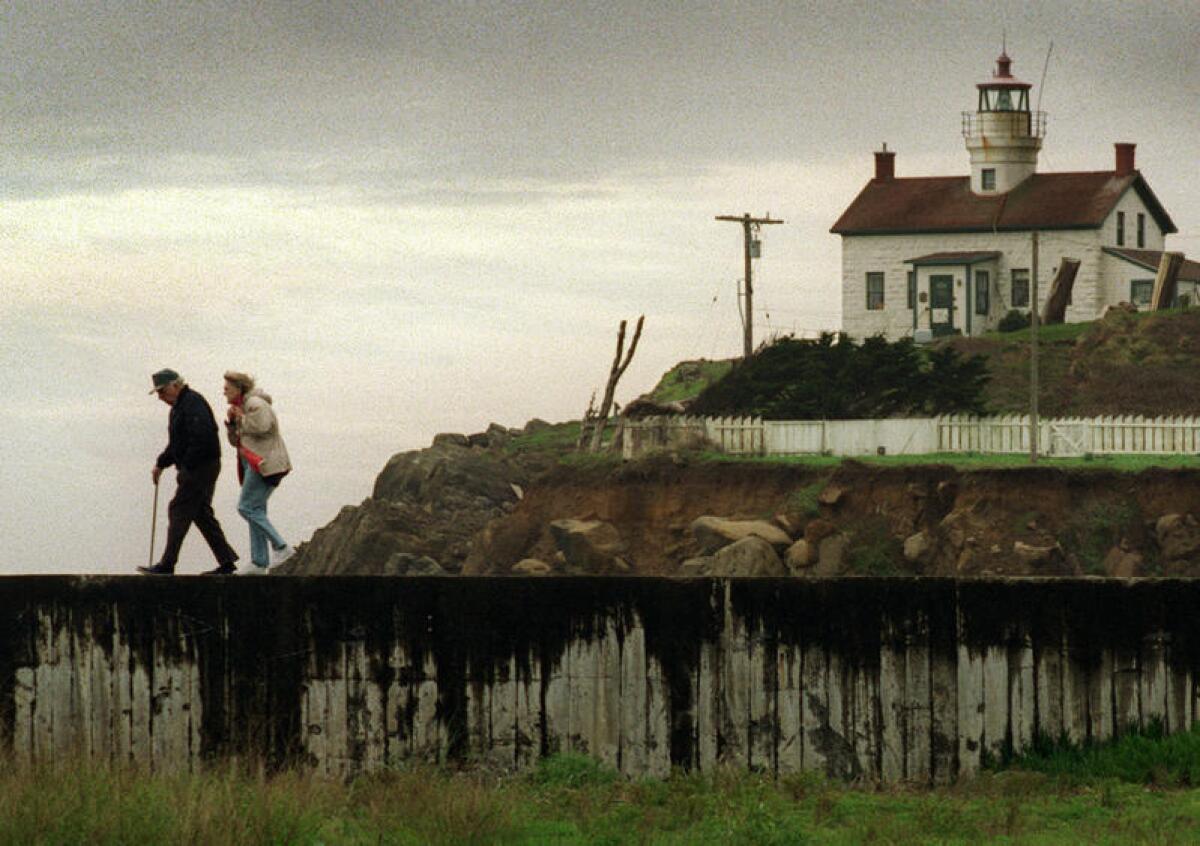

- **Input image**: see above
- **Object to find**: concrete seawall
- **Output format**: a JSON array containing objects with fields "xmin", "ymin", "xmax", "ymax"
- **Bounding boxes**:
[{"xmin": 1, "ymin": 577, "xmax": 1197, "ymax": 783}]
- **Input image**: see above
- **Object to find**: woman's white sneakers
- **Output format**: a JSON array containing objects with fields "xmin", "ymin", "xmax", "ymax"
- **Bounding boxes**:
[{"xmin": 235, "ymin": 546, "xmax": 294, "ymax": 576}]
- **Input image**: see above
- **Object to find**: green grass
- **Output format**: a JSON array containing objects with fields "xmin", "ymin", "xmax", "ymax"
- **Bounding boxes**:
[
  {"xmin": 844, "ymin": 514, "xmax": 907, "ymax": 576},
  {"xmin": 984, "ymin": 319, "xmax": 1095, "ymax": 344},
  {"xmin": 981, "ymin": 307, "xmax": 1196, "ymax": 347},
  {"xmin": 780, "ymin": 480, "xmax": 826, "ymax": 519},
  {"xmin": 646, "ymin": 359, "xmax": 734, "ymax": 404},
  {"xmin": 7, "ymin": 745, "xmax": 1200, "ymax": 845},
  {"xmin": 1004, "ymin": 722, "xmax": 1200, "ymax": 788},
  {"xmin": 1060, "ymin": 497, "xmax": 1141, "ymax": 574},
  {"xmin": 505, "ymin": 421, "xmax": 583, "ymax": 454}
]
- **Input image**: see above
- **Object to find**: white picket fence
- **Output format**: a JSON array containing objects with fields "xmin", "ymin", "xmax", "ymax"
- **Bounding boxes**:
[{"xmin": 622, "ymin": 414, "xmax": 1200, "ymax": 459}]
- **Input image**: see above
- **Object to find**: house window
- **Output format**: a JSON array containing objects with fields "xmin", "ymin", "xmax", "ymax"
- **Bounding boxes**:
[
  {"xmin": 1131, "ymin": 279, "xmax": 1153, "ymax": 306},
  {"xmin": 1011, "ymin": 269, "xmax": 1030, "ymax": 308},
  {"xmin": 866, "ymin": 272, "xmax": 885, "ymax": 310},
  {"xmin": 1137, "ymin": 213, "xmax": 1146, "ymax": 248},
  {"xmin": 975, "ymin": 271, "xmax": 990, "ymax": 315},
  {"xmin": 1116, "ymin": 211, "xmax": 1125, "ymax": 246},
  {"xmin": 907, "ymin": 271, "xmax": 915, "ymax": 309},
  {"xmin": 981, "ymin": 168, "xmax": 996, "ymax": 191}
]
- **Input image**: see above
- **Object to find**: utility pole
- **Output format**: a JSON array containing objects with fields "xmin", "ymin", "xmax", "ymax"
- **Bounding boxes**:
[
  {"xmin": 1030, "ymin": 230, "xmax": 1040, "ymax": 463},
  {"xmin": 715, "ymin": 212, "xmax": 784, "ymax": 358}
]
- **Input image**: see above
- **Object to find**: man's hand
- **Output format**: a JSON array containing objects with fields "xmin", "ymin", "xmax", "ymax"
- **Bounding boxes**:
[{"xmin": 152, "ymin": 465, "xmax": 162, "ymax": 484}]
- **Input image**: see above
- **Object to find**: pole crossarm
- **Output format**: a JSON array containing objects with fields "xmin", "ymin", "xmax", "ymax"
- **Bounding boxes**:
[{"xmin": 716, "ymin": 212, "xmax": 785, "ymax": 359}]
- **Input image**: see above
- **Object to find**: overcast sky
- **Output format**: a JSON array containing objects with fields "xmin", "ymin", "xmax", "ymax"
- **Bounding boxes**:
[{"xmin": 2, "ymin": 1, "xmax": 1197, "ymax": 574}]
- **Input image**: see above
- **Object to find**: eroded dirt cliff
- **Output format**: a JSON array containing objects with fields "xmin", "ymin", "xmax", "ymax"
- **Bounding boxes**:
[{"xmin": 463, "ymin": 458, "xmax": 1200, "ymax": 578}]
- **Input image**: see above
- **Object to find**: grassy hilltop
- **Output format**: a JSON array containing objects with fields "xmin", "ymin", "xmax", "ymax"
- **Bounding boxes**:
[{"xmin": 644, "ymin": 307, "xmax": 1200, "ymax": 419}]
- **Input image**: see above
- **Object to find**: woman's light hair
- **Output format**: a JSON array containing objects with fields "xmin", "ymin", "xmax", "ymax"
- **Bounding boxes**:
[{"xmin": 223, "ymin": 370, "xmax": 255, "ymax": 394}]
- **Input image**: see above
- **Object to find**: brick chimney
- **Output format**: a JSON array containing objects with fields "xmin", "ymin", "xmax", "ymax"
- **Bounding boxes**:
[
  {"xmin": 1115, "ymin": 142, "xmax": 1136, "ymax": 176},
  {"xmin": 874, "ymin": 143, "xmax": 895, "ymax": 181}
]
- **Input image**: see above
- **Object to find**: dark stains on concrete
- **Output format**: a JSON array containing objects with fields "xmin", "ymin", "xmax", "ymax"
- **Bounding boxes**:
[{"xmin": 3, "ymin": 576, "xmax": 1200, "ymax": 777}]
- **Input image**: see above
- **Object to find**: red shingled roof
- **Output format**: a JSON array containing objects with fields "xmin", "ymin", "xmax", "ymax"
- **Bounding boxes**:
[{"xmin": 830, "ymin": 171, "xmax": 1177, "ymax": 236}]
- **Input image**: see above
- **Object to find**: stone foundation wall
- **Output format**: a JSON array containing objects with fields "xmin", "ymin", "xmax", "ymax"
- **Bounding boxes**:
[{"xmin": 1, "ymin": 577, "xmax": 1197, "ymax": 783}]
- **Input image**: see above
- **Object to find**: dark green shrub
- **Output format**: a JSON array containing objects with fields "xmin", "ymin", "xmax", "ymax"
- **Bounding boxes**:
[
  {"xmin": 688, "ymin": 332, "xmax": 989, "ymax": 419},
  {"xmin": 998, "ymin": 309, "xmax": 1031, "ymax": 332}
]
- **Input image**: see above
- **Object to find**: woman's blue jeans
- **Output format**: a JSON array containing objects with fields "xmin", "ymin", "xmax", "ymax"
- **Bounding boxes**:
[{"xmin": 237, "ymin": 457, "xmax": 286, "ymax": 567}]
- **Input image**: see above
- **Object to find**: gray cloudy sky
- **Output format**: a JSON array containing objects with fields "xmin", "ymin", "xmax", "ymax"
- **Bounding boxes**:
[{"xmin": 2, "ymin": 1, "xmax": 1197, "ymax": 573}]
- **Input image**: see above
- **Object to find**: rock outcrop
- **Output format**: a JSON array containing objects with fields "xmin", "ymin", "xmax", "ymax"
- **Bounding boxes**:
[{"xmin": 278, "ymin": 422, "xmax": 546, "ymax": 575}]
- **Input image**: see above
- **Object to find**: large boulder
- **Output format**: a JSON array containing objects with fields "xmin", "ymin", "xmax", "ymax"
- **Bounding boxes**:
[
  {"xmin": 277, "ymin": 498, "xmax": 437, "ymax": 576},
  {"xmin": 784, "ymin": 539, "xmax": 813, "ymax": 573},
  {"xmin": 677, "ymin": 556, "xmax": 714, "ymax": 577},
  {"xmin": 708, "ymin": 536, "xmax": 786, "ymax": 577},
  {"xmin": 1013, "ymin": 541, "xmax": 1066, "ymax": 571},
  {"xmin": 372, "ymin": 440, "xmax": 525, "ymax": 511},
  {"xmin": 511, "ymin": 558, "xmax": 553, "ymax": 576},
  {"xmin": 1156, "ymin": 514, "xmax": 1200, "ymax": 561},
  {"xmin": 903, "ymin": 531, "xmax": 931, "ymax": 563},
  {"xmin": 462, "ymin": 512, "xmax": 540, "ymax": 575},
  {"xmin": 691, "ymin": 516, "xmax": 792, "ymax": 555},
  {"xmin": 550, "ymin": 519, "xmax": 628, "ymax": 573},
  {"xmin": 804, "ymin": 518, "xmax": 839, "ymax": 547},
  {"xmin": 1102, "ymin": 546, "xmax": 1143, "ymax": 578},
  {"xmin": 813, "ymin": 534, "xmax": 849, "ymax": 576},
  {"xmin": 383, "ymin": 553, "xmax": 446, "ymax": 576}
]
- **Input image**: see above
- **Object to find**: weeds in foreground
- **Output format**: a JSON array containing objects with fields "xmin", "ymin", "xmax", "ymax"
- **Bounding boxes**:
[
  {"xmin": 844, "ymin": 514, "xmax": 907, "ymax": 576},
  {"xmin": 1059, "ymin": 496, "xmax": 1141, "ymax": 574},
  {"xmin": 780, "ymin": 480, "xmax": 826, "ymax": 520},
  {"xmin": 7, "ymin": 732, "xmax": 1200, "ymax": 844}
]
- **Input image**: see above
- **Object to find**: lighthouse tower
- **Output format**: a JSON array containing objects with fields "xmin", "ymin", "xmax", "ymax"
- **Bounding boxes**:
[{"xmin": 962, "ymin": 51, "xmax": 1045, "ymax": 195}]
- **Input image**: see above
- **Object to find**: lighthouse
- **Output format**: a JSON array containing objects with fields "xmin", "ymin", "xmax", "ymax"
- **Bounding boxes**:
[{"xmin": 962, "ymin": 51, "xmax": 1046, "ymax": 195}]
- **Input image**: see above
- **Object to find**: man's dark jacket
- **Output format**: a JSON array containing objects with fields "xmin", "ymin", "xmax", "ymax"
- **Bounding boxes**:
[{"xmin": 156, "ymin": 386, "xmax": 222, "ymax": 471}]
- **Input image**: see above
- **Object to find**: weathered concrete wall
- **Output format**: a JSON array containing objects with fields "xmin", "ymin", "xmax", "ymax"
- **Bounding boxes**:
[{"xmin": 1, "ymin": 577, "xmax": 1197, "ymax": 783}]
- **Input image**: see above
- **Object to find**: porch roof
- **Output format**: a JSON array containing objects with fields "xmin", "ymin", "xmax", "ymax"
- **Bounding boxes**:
[
  {"xmin": 1102, "ymin": 248, "xmax": 1200, "ymax": 283},
  {"xmin": 905, "ymin": 251, "xmax": 1001, "ymax": 266}
]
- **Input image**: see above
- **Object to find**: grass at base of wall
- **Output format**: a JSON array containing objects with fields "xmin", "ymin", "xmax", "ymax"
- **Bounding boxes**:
[
  {"xmin": 7, "ymin": 734, "xmax": 1200, "ymax": 844},
  {"xmin": 1002, "ymin": 721, "xmax": 1200, "ymax": 787}
]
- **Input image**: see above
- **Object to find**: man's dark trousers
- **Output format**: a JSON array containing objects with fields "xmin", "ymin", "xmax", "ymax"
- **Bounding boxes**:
[{"xmin": 160, "ymin": 459, "xmax": 238, "ymax": 570}]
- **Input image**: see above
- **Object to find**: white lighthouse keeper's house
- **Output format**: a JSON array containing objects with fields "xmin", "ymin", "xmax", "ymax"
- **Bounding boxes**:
[{"xmin": 832, "ymin": 50, "xmax": 1196, "ymax": 341}]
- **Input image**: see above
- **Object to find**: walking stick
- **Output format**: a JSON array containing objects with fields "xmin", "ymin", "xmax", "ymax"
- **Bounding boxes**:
[{"xmin": 148, "ymin": 477, "xmax": 160, "ymax": 570}]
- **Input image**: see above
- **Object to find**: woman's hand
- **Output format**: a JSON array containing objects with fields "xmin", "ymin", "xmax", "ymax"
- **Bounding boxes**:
[{"xmin": 227, "ymin": 405, "xmax": 244, "ymax": 420}]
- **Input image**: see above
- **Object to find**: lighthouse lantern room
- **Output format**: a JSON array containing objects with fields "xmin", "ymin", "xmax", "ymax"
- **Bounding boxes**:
[{"xmin": 962, "ymin": 51, "xmax": 1045, "ymax": 195}]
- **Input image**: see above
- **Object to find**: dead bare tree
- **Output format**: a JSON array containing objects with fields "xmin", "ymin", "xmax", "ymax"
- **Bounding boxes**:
[
  {"xmin": 576, "ymin": 391, "xmax": 598, "ymax": 449},
  {"xmin": 585, "ymin": 315, "xmax": 645, "ymax": 452}
]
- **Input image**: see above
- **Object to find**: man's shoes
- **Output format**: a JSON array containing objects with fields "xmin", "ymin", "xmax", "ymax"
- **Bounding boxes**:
[
  {"xmin": 201, "ymin": 562, "xmax": 237, "ymax": 576},
  {"xmin": 137, "ymin": 561, "xmax": 175, "ymax": 576},
  {"xmin": 238, "ymin": 563, "xmax": 268, "ymax": 576},
  {"xmin": 272, "ymin": 544, "xmax": 296, "ymax": 566}
]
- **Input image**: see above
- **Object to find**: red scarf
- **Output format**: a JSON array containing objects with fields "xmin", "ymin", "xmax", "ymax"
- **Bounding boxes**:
[{"xmin": 230, "ymin": 396, "xmax": 264, "ymax": 483}]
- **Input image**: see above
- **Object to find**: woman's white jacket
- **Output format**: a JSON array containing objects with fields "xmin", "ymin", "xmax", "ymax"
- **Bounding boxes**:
[{"xmin": 228, "ymin": 388, "xmax": 292, "ymax": 477}]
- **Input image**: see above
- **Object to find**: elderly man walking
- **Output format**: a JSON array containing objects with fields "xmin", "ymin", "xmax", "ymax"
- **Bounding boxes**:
[{"xmin": 139, "ymin": 368, "xmax": 240, "ymax": 575}]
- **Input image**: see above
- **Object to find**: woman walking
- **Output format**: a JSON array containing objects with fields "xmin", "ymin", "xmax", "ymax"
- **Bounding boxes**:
[{"xmin": 223, "ymin": 371, "xmax": 294, "ymax": 574}]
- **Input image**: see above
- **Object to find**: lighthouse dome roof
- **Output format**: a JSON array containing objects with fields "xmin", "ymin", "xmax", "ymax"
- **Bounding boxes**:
[{"xmin": 977, "ymin": 50, "xmax": 1032, "ymax": 90}]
